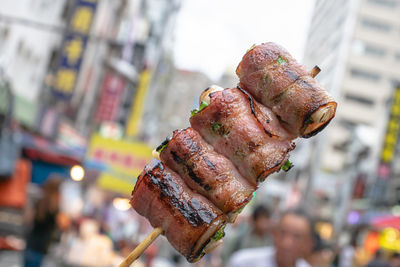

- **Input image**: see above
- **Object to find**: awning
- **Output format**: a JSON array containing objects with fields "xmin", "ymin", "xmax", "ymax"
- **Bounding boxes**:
[
  {"xmin": 21, "ymin": 132, "xmax": 83, "ymax": 165},
  {"xmin": 373, "ymin": 216, "xmax": 400, "ymax": 231},
  {"xmin": 21, "ymin": 132, "xmax": 84, "ymax": 184}
]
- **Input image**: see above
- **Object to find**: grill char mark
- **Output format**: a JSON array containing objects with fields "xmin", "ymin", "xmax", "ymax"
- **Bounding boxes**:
[
  {"xmin": 170, "ymin": 151, "xmax": 206, "ymax": 189},
  {"xmin": 237, "ymin": 85, "xmax": 274, "ymax": 138},
  {"xmin": 146, "ymin": 163, "xmax": 217, "ymax": 226}
]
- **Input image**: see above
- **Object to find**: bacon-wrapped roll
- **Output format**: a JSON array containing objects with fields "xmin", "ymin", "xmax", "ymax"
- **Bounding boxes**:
[
  {"xmin": 130, "ymin": 163, "xmax": 227, "ymax": 262},
  {"xmin": 236, "ymin": 42, "xmax": 337, "ymax": 138},
  {"xmin": 159, "ymin": 127, "xmax": 255, "ymax": 220},
  {"xmin": 190, "ymin": 87, "xmax": 295, "ymax": 185}
]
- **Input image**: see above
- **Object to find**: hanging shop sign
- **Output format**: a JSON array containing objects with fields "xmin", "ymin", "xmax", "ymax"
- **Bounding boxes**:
[
  {"xmin": 52, "ymin": 0, "xmax": 97, "ymax": 100},
  {"xmin": 86, "ymin": 134, "xmax": 152, "ymax": 177},
  {"xmin": 380, "ymin": 86, "xmax": 400, "ymax": 165},
  {"xmin": 86, "ymin": 134, "xmax": 152, "ymax": 194},
  {"xmin": 95, "ymin": 72, "xmax": 126, "ymax": 123},
  {"xmin": 371, "ymin": 86, "xmax": 400, "ymax": 203}
]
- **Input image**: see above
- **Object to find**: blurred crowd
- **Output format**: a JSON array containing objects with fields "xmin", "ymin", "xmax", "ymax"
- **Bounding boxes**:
[{"xmin": 0, "ymin": 176, "xmax": 397, "ymax": 267}]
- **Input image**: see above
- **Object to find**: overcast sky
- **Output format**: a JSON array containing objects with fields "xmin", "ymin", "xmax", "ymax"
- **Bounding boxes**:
[{"xmin": 173, "ymin": 0, "xmax": 315, "ymax": 80}]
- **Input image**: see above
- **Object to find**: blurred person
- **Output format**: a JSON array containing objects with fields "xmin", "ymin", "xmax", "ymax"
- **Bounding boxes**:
[
  {"xmin": 366, "ymin": 250, "xmax": 390, "ymax": 267},
  {"xmin": 222, "ymin": 205, "xmax": 273, "ymax": 265},
  {"xmin": 389, "ymin": 253, "xmax": 400, "ymax": 267},
  {"xmin": 24, "ymin": 177, "xmax": 63, "ymax": 267},
  {"xmin": 227, "ymin": 208, "xmax": 315, "ymax": 267},
  {"xmin": 306, "ymin": 233, "xmax": 335, "ymax": 267},
  {"xmin": 65, "ymin": 218, "xmax": 115, "ymax": 266},
  {"xmin": 338, "ymin": 232, "xmax": 358, "ymax": 267}
]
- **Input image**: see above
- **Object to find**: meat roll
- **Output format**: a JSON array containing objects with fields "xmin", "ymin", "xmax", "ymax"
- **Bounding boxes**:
[
  {"xmin": 236, "ymin": 42, "xmax": 337, "ymax": 138},
  {"xmin": 190, "ymin": 87, "xmax": 295, "ymax": 185},
  {"xmin": 130, "ymin": 163, "xmax": 227, "ymax": 262},
  {"xmin": 159, "ymin": 127, "xmax": 255, "ymax": 219}
]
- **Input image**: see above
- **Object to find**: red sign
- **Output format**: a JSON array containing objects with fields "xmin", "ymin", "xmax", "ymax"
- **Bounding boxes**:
[{"xmin": 95, "ymin": 72, "xmax": 125, "ymax": 122}]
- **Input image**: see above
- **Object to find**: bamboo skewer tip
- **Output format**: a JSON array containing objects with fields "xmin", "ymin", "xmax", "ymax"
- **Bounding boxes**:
[
  {"xmin": 119, "ymin": 227, "xmax": 163, "ymax": 267},
  {"xmin": 311, "ymin": 65, "xmax": 321, "ymax": 78}
]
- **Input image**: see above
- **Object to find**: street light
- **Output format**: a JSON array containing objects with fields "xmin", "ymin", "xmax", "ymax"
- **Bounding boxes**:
[
  {"xmin": 113, "ymin": 198, "xmax": 131, "ymax": 211},
  {"xmin": 70, "ymin": 165, "xmax": 85, "ymax": 181}
]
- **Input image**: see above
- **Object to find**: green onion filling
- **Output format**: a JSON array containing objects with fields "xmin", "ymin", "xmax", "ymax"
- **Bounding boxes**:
[
  {"xmin": 190, "ymin": 101, "xmax": 209, "ymax": 118},
  {"xmin": 156, "ymin": 137, "xmax": 171, "ymax": 153},
  {"xmin": 211, "ymin": 225, "xmax": 226, "ymax": 241},
  {"xmin": 235, "ymin": 192, "xmax": 256, "ymax": 215},
  {"xmin": 281, "ymin": 160, "xmax": 293, "ymax": 172},
  {"xmin": 191, "ymin": 109, "xmax": 198, "ymax": 117},
  {"xmin": 247, "ymin": 43, "xmax": 257, "ymax": 53},
  {"xmin": 236, "ymin": 206, "xmax": 245, "ymax": 214},
  {"xmin": 199, "ymin": 101, "xmax": 209, "ymax": 110},
  {"xmin": 276, "ymin": 56, "xmax": 287, "ymax": 65},
  {"xmin": 212, "ymin": 123, "xmax": 222, "ymax": 132}
]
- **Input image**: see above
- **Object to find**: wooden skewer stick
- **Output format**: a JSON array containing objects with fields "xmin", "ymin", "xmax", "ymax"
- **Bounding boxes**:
[
  {"xmin": 119, "ymin": 227, "xmax": 163, "ymax": 267},
  {"xmin": 310, "ymin": 65, "xmax": 321, "ymax": 78}
]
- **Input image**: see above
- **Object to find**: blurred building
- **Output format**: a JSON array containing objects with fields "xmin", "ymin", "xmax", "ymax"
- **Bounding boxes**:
[
  {"xmin": 0, "ymin": 0, "xmax": 181, "ymax": 141},
  {"xmin": 0, "ymin": 0, "xmax": 66, "ymax": 127},
  {"xmin": 140, "ymin": 68, "xmax": 212, "ymax": 146},
  {"xmin": 218, "ymin": 67, "xmax": 239, "ymax": 89},
  {"xmin": 303, "ymin": 0, "xmax": 400, "ymax": 199}
]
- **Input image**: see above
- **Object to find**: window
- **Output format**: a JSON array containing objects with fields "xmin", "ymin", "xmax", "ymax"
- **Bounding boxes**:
[
  {"xmin": 350, "ymin": 68, "xmax": 381, "ymax": 81},
  {"xmin": 361, "ymin": 18, "xmax": 392, "ymax": 32},
  {"xmin": 340, "ymin": 119, "xmax": 357, "ymax": 128},
  {"xmin": 353, "ymin": 40, "xmax": 386, "ymax": 57},
  {"xmin": 364, "ymin": 44, "xmax": 386, "ymax": 57},
  {"xmin": 345, "ymin": 93, "xmax": 374, "ymax": 106},
  {"xmin": 367, "ymin": 0, "xmax": 397, "ymax": 8}
]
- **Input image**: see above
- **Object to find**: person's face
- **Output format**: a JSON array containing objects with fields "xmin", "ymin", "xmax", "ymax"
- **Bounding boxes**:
[
  {"xmin": 274, "ymin": 214, "xmax": 314, "ymax": 266},
  {"xmin": 254, "ymin": 216, "xmax": 271, "ymax": 234},
  {"xmin": 390, "ymin": 258, "xmax": 400, "ymax": 267}
]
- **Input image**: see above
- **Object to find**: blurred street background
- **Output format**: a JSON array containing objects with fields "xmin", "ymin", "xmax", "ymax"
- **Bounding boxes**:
[{"xmin": 0, "ymin": 0, "xmax": 400, "ymax": 266}]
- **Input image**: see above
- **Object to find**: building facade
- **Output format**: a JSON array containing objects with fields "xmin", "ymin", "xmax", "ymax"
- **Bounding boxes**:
[
  {"xmin": 140, "ymin": 68, "xmax": 212, "ymax": 146},
  {"xmin": 304, "ymin": 0, "xmax": 400, "ymax": 179},
  {"xmin": 0, "ymin": 0, "xmax": 67, "ymax": 126}
]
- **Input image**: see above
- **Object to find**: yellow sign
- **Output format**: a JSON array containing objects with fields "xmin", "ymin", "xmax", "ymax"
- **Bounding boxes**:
[
  {"xmin": 70, "ymin": 6, "xmax": 93, "ymax": 34},
  {"xmin": 381, "ymin": 87, "xmax": 400, "ymax": 163},
  {"xmin": 64, "ymin": 37, "xmax": 84, "ymax": 65},
  {"xmin": 52, "ymin": 0, "xmax": 97, "ymax": 100},
  {"xmin": 55, "ymin": 68, "xmax": 77, "ymax": 93},
  {"xmin": 86, "ymin": 134, "xmax": 152, "ymax": 178},
  {"xmin": 126, "ymin": 70, "xmax": 151, "ymax": 137},
  {"xmin": 379, "ymin": 227, "xmax": 400, "ymax": 252},
  {"xmin": 97, "ymin": 172, "xmax": 137, "ymax": 196}
]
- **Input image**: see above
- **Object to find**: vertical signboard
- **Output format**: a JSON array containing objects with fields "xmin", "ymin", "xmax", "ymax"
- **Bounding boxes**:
[
  {"xmin": 371, "ymin": 86, "xmax": 400, "ymax": 203},
  {"xmin": 125, "ymin": 69, "xmax": 151, "ymax": 137},
  {"xmin": 52, "ymin": 0, "xmax": 97, "ymax": 100},
  {"xmin": 95, "ymin": 72, "xmax": 126, "ymax": 122},
  {"xmin": 380, "ymin": 86, "xmax": 400, "ymax": 165}
]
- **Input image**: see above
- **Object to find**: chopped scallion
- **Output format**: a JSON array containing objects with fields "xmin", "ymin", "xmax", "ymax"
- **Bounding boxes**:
[
  {"xmin": 211, "ymin": 225, "xmax": 226, "ymax": 241},
  {"xmin": 247, "ymin": 44, "xmax": 257, "ymax": 53},
  {"xmin": 156, "ymin": 137, "xmax": 171, "ymax": 153},
  {"xmin": 190, "ymin": 101, "xmax": 209, "ymax": 118},
  {"xmin": 276, "ymin": 56, "xmax": 286, "ymax": 65},
  {"xmin": 212, "ymin": 123, "xmax": 222, "ymax": 132},
  {"xmin": 199, "ymin": 101, "xmax": 209, "ymax": 110},
  {"xmin": 281, "ymin": 160, "xmax": 293, "ymax": 172}
]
